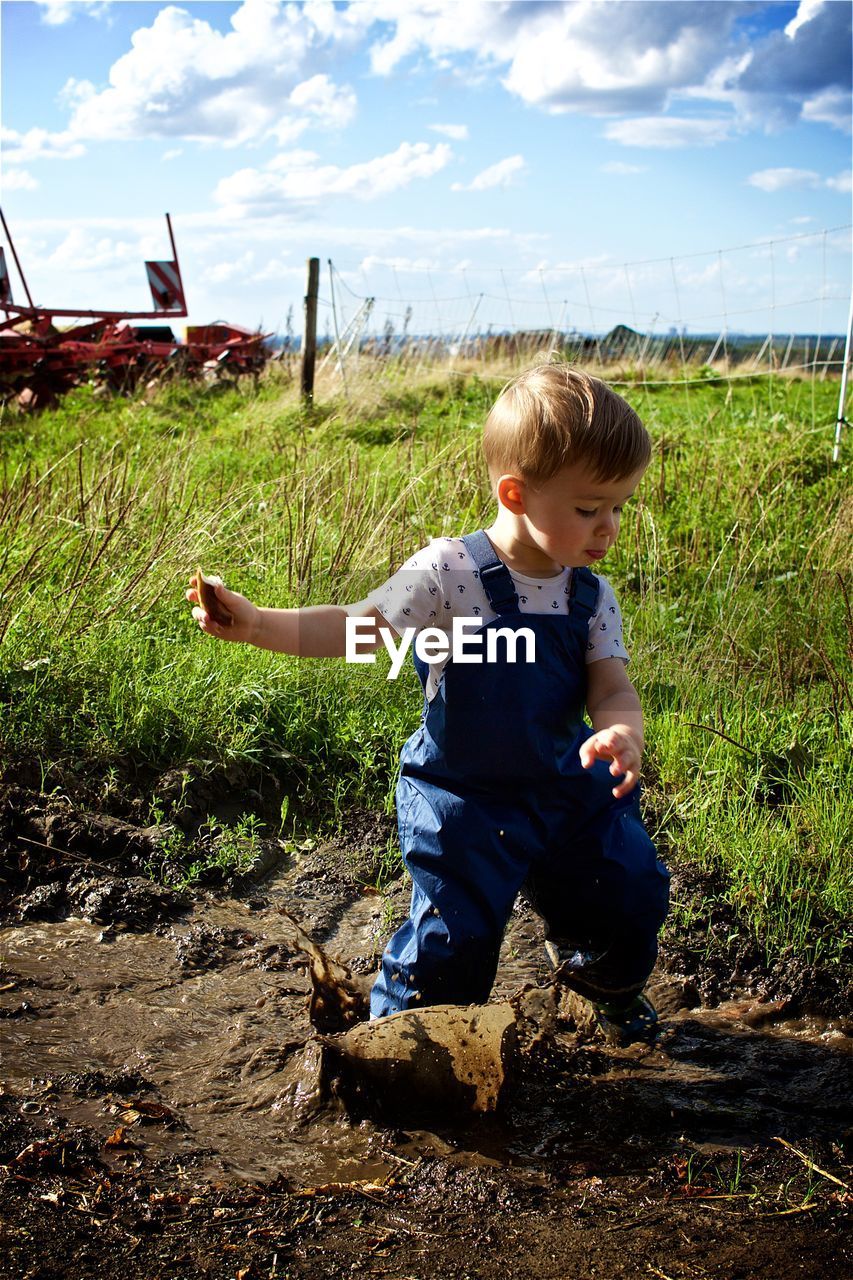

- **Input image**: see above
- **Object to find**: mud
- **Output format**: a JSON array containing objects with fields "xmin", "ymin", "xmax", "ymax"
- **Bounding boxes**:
[{"xmin": 1, "ymin": 783, "xmax": 850, "ymax": 1278}]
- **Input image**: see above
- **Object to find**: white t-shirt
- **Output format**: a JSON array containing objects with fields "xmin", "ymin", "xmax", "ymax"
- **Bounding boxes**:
[{"xmin": 368, "ymin": 536, "xmax": 628, "ymax": 700}]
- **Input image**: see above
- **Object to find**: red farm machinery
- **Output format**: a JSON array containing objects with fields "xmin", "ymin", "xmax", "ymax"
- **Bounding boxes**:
[{"xmin": 0, "ymin": 210, "xmax": 270, "ymax": 409}]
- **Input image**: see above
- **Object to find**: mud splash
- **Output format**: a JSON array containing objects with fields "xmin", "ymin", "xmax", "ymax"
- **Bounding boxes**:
[{"xmin": 281, "ymin": 907, "xmax": 559, "ymax": 1116}]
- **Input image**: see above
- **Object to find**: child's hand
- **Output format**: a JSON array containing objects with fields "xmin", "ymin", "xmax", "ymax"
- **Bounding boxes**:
[
  {"xmin": 579, "ymin": 725, "xmax": 642, "ymax": 798},
  {"xmin": 186, "ymin": 574, "xmax": 261, "ymax": 644}
]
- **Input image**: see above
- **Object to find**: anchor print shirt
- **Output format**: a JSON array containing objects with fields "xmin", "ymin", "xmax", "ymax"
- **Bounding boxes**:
[{"xmin": 368, "ymin": 536, "xmax": 628, "ymax": 701}]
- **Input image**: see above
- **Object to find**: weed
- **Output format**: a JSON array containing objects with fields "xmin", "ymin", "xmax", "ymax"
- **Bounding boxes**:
[{"xmin": 176, "ymin": 814, "xmax": 265, "ymax": 888}]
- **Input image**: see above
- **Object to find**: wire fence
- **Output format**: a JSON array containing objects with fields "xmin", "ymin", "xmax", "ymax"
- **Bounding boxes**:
[{"xmin": 273, "ymin": 223, "xmax": 851, "ymax": 392}]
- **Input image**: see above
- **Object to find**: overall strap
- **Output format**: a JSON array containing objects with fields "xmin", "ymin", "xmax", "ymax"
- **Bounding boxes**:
[
  {"xmin": 569, "ymin": 565, "xmax": 600, "ymax": 622},
  {"xmin": 461, "ymin": 530, "xmax": 520, "ymax": 615}
]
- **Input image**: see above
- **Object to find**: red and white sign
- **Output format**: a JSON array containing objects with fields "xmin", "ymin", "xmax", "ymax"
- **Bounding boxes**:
[
  {"xmin": 145, "ymin": 259, "xmax": 184, "ymax": 311},
  {"xmin": 0, "ymin": 248, "xmax": 12, "ymax": 305}
]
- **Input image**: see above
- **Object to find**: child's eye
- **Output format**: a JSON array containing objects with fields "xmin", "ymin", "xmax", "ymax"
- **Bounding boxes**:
[{"xmin": 576, "ymin": 508, "xmax": 596, "ymax": 518}]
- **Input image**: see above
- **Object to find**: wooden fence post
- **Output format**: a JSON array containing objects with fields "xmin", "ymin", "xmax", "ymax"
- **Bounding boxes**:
[{"xmin": 301, "ymin": 256, "xmax": 320, "ymax": 402}]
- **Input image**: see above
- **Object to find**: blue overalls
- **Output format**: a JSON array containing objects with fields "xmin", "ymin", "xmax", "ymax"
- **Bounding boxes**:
[{"xmin": 370, "ymin": 531, "xmax": 669, "ymax": 1019}]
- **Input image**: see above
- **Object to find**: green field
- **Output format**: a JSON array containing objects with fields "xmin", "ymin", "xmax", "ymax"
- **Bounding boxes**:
[{"xmin": 1, "ymin": 365, "xmax": 850, "ymax": 970}]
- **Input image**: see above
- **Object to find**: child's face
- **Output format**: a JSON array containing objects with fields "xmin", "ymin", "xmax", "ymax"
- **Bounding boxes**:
[{"xmin": 515, "ymin": 461, "xmax": 646, "ymax": 570}]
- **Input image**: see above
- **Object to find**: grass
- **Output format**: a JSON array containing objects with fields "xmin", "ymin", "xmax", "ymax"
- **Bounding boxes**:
[
  {"xmin": 143, "ymin": 810, "xmax": 268, "ymax": 890},
  {"xmin": 0, "ymin": 361, "xmax": 850, "ymax": 968},
  {"xmin": 671, "ymin": 1142, "xmax": 845, "ymax": 1215}
]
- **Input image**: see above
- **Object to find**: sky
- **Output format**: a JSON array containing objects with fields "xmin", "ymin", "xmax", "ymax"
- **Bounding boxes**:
[{"xmin": 1, "ymin": 0, "xmax": 851, "ymax": 340}]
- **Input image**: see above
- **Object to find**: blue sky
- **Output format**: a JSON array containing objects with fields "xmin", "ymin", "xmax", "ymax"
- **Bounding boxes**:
[{"xmin": 2, "ymin": 0, "xmax": 850, "ymax": 338}]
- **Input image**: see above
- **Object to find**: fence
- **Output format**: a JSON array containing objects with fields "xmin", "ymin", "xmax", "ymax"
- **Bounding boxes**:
[{"xmin": 281, "ymin": 222, "xmax": 849, "ymax": 386}]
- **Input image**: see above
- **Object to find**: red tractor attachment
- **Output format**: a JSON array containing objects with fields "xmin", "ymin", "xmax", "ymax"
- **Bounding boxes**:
[{"xmin": 0, "ymin": 210, "xmax": 269, "ymax": 409}]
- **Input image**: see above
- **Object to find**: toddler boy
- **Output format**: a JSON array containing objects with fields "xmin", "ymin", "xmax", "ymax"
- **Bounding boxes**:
[{"xmin": 188, "ymin": 364, "xmax": 670, "ymax": 1045}]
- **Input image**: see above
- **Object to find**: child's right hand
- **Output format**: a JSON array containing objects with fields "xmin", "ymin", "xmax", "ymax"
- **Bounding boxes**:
[{"xmin": 186, "ymin": 574, "xmax": 261, "ymax": 644}]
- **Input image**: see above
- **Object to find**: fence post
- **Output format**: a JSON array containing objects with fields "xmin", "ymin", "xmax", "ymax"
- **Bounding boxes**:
[
  {"xmin": 833, "ymin": 290, "xmax": 853, "ymax": 462},
  {"xmin": 301, "ymin": 256, "xmax": 320, "ymax": 402}
]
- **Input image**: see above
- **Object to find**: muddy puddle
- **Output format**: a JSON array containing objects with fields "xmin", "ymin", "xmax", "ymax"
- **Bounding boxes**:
[
  {"xmin": 1, "ymin": 787, "xmax": 850, "ymax": 1278},
  {"xmin": 2, "ymin": 842, "xmax": 850, "ymax": 1186},
  {"xmin": 1, "ymin": 853, "xmax": 382, "ymax": 1184}
]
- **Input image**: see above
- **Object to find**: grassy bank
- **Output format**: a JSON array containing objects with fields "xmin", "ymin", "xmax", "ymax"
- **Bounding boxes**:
[{"xmin": 1, "ymin": 365, "xmax": 850, "ymax": 969}]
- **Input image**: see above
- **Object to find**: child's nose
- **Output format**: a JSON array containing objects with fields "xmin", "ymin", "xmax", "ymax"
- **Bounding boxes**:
[{"xmin": 596, "ymin": 511, "xmax": 617, "ymax": 536}]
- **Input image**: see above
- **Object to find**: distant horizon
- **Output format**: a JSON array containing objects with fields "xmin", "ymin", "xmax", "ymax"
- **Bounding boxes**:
[{"xmin": 114, "ymin": 321, "xmax": 846, "ymax": 346}]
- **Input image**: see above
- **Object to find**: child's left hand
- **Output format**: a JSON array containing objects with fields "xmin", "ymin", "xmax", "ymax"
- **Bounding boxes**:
[{"xmin": 579, "ymin": 725, "xmax": 642, "ymax": 798}]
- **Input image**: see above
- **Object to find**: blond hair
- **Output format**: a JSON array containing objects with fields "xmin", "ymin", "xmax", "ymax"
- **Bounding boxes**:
[{"xmin": 482, "ymin": 363, "xmax": 650, "ymax": 486}]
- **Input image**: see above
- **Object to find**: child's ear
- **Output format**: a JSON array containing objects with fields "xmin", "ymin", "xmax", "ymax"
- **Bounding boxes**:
[{"xmin": 497, "ymin": 474, "xmax": 526, "ymax": 514}]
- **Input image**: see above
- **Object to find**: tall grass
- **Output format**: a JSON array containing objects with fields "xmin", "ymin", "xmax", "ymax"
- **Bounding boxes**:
[{"xmin": 0, "ymin": 367, "xmax": 849, "ymax": 965}]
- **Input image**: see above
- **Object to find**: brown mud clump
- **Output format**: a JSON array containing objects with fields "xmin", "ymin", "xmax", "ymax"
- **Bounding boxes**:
[
  {"xmin": 319, "ymin": 986, "xmax": 557, "ymax": 1115},
  {"xmin": 286, "ymin": 916, "xmax": 558, "ymax": 1114}
]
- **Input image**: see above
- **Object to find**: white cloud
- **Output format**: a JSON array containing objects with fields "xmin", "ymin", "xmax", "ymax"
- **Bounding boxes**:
[
  {"xmin": 201, "ymin": 252, "xmax": 256, "ymax": 286},
  {"xmin": 802, "ymin": 88, "xmax": 852, "ymax": 133},
  {"xmin": 367, "ymin": 1, "xmax": 512, "ymax": 77},
  {"xmin": 214, "ymin": 141, "xmax": 453, "ymax": 211},
  {"xmin": 19, "ymin": 0, "xmax": 851, "ymax": 177},
  {"xmin": 57, "ymin": 1, "xmax": 366, "ymax": 147},
  {"xmin": 674, "ymin": 260, "xmax": 725, "ymax": 290},
  {"xmin": 35, "ymin": 0, "xmax": 111, "ymax": 24},
  {"xmin": 288, "ymin": 74, "xmax": 357, "ymax": 129},
  {"xmin": 3, "ymin": 169, "xmax": 39, "ymax": 191},
  {"xmin": 363, "ymin": 0, "xmax": 746, "ymax": 124},
  {"xmin": 503, "ymin": 2, "xmax": 740, "ymax": 116},
  {"xmin": 600, "ymin": 161, "xmax": 648, "ymax": 175},
  {"xmin": 360, "ymin": 254, "xmax": 441, "ymax": 273},
  {"xmin": 270, "ymin": 74, "xmax": 358, "ymax": 145},
  {"xmin": 365, "ymin": 1, "xmax": 749, "ymax": 117},
  {"xmin": 162, "ymin": 149, "xmax": 183, "ymax": 162},
  {"xmin": 732, "ymin": 0, "xmax": 851, "ymax": 130},
  {"xmin": 429, "ymin": 123, "xmax": 469, "ymax": 140},
  {"xmin": 250, "ymin": 257, "xmax": 303, "ymax": 284},
  {"xmin": 522, "ymin": 254, "xmax": 612, "ymax": 284},
  {"xmin": 605, "ymin": 116, "xmax": 736, "ymax": 148},
  {"xmin": 363, "ymin": 0, "xmax": 849, "ymax": 136},
  {"xmin": 452, "ymin": 154, "xmax": 525, "ymax": 192},
  {"xmin": 1, "ymin": 126, "xmax": 85, "ymax": 163},
  {"xmin": 826, "ymin": 170, "xmax": 853, "ymax": 194},
  {"xmin": 747, "ymin": 167, "xmax": 852, "ymax": 193},
  {"xmin": 265, "ymin": 148, "xmax": 323, "ymax": 173},
  {"xmin": 784, "ymin": 0, "xmax": 827, "ymax": 41},
  {"xmin": 45, "ymin": 228, "xmax": 137, "ymax": 273},
  {"xmin": 748, "ymin": 167, "xmax": 822, "ymax": 192}
]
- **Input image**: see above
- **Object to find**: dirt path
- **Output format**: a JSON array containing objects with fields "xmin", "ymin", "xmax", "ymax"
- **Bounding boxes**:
[{"xmin": 1, "ymin": 785, "xmax": 850, "ymax": 1278}]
